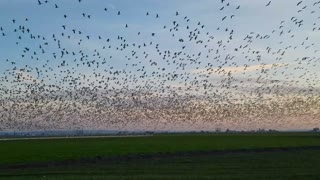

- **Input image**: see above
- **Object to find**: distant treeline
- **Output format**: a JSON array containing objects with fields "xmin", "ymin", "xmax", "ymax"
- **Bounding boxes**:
[{"xmin": 0, "ymin": 128, "xmax": 319, "ymax": 138}]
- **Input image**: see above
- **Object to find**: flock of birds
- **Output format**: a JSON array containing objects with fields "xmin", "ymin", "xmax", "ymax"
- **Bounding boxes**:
[{"xmin": 0, "ymin": 0, "xmax": 319, "ymax": 131}]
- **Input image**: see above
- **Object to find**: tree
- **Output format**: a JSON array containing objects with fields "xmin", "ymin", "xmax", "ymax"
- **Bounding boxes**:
[
  {"xmin": 312, "ymin": 128, "xmax": 319, "ymax": 132},
  {"xmin": 215, "ymin": 128, "xmax": 222, "ymax": 133}
]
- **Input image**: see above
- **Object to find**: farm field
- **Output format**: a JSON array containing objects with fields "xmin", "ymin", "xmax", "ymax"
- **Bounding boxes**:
[{"xmin": 0, "ymin": 133, "xmax": 320, "ymax": 179}]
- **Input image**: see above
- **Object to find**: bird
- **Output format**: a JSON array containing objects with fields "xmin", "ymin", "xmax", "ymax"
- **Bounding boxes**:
[
  {"xmin": 297, "ymin": 1, "xmax": 303, "ymax": 6},
  {"xmin": 0, "ymin": 0, "xmax": 319, "ymax": 132},
  {"xmin": 266, "ymin": 1, "xmax": 271, "ymax": 6}
]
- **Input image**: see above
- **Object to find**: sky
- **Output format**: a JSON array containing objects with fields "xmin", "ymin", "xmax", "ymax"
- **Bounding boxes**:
[{"xmin": 0, "ymin": 0, "xmax": 319, "ymax": 131}]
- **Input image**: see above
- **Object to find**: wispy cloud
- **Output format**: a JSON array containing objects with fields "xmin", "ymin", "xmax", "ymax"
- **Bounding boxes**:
[{"xmin": 192, "ymin": 63, "xmax": 289, "ymax": 75}]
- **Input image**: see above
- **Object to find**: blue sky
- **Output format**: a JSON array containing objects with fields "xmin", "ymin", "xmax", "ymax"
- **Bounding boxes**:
[
  {"xmin": 1, "ymin": 0, "xmax": 319, "ymax": 79},
  {"xmin": 1, "ymin": 0, "xmax": 320, "ymax": 98},
  {"xmin": 0, "ymin": 0, "xmax": 320, "ymax": 131}
]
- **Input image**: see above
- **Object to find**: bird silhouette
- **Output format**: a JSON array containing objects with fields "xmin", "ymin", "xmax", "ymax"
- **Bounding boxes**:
[
  {"xmin": 266, "ymin": 1, "xmax": 272, "ymax": 6},
  {"xmin": 0, "ymin": 0, "xmax": 319, "ymax": 132}
]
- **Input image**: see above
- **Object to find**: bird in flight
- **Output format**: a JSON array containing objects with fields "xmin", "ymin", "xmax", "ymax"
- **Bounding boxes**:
[{"xmin": 266, "ymin": 1, "xmax": 272, "ymax": 6}]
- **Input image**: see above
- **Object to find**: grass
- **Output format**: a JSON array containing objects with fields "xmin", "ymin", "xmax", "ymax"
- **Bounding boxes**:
[
  {"xmin": 0, "ymin": 133, "xmax": 320, "ymax": 165},
  {"xmin": 0, "ymin": 133, "xmax": 320, "ymax": 179},
  {"xmin": 1, "ymin": 149, "xmax": 320, "ymax": 179}
]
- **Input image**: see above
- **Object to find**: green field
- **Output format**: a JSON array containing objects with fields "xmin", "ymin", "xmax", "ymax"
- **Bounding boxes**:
[{"xmin": 0, "ymin": 133, "xmax": 320, "ymax": 179}]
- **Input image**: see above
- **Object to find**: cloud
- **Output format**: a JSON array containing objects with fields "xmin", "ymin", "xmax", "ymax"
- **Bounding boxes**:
[{"xmin": 192, "ymin": 63, "xmax": 289, "ymax": 75}]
